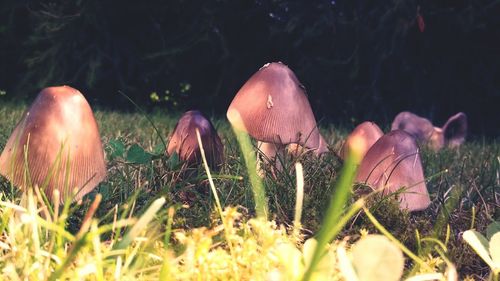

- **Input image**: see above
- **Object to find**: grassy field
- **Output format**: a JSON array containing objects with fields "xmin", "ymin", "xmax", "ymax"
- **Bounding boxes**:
[{"xmin": 0, "ymin": 102, "xmax": 498, "ymax": 280}]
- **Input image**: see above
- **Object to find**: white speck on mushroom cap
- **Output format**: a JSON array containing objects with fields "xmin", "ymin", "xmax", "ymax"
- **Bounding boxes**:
[
  {"xmin": 227, "ymin": 62, "xmax": 320, "ymax": 148},
  {"xmin": 266, "ymin": 95, "xmax": 274, "ymax": 109}
]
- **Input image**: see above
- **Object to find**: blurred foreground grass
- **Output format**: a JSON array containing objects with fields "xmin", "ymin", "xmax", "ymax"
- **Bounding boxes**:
[{"xmin": 0, "ymin": 103, "xmax": 498, "ymax": 280}]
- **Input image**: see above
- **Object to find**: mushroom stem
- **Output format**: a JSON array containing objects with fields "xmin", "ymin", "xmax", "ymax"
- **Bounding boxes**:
[{"xmin": 256, "ymin": 141, "xmax": 286, "ymax": 177}]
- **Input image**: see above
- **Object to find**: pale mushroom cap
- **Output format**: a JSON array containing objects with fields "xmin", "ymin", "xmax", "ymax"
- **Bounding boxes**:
[
  {"xmin": 167, "ymin": 110, "xmax": 224, "ymax": 170},
  {"xmin": 355, "ymin": 130, "xmax": 430, "ymax": 211},
  {"xmin": 391, "ymin": 111, "xmax": 444, "ymax": 150},
  {"xmin": 340, "ymin": 121, "xmax": 383, "ymax": 161},
  {"xmin": 226, "ymin": 62, "xmax": 320, "ymax": 149},
  {"xmin": 0, "ymin": 86, "xmax": 106, "ymax": 204}
]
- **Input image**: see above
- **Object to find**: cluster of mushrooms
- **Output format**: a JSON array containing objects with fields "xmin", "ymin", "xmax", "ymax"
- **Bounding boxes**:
[{"xmin": 0, "ymin": 62, "xmax": 467, "ymax": 213}]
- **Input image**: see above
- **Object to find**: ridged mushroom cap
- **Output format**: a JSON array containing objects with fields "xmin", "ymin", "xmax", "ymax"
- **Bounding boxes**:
[
  {"xmin": 340, "ymin": 121, "xmax": 383, "ymax": 161},
  {"xmin": 226, "ymin": 62, "xmax": 320, "ymax": 148},
  {"xmin": 0, "ymin": 86, "xmax": 106, "ymax": 204},
  {"xmin": 391, "ymin": 111, "xmax": 444, "ymax": 151},
  {"xmin": 167, "ymin": 110, "xmax": 224, "ymax": 170},
  {"xmin": 391, "ymin": 111, "xmax": 435, "ymax": 141},
  {"xmin": 355, "ymin": 130, "xmax": 430, "ymax": 211}
]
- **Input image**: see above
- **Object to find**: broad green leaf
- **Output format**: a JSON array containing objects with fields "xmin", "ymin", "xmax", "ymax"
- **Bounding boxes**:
[
  {"xmin": 108, "ymin": 139, "xmax": 126, "ymax": 159},
  {"xmin": 166, "ymin": 151, "xmax": 180, "ymax": 169},
  {"xmin": 490, "ymin": 233, "xmax": 500, "ymax": 267},
  {"xmin": 486, "ymin": 221, "xmax": 500, "ymax": 240},
  {"xmin": 351, "ymin": 235, "xmax": 404, "ymax": 281},
  {"xmin": 126, "ymin": 144, "xmax": 153, "ymax": 164},
  {"xmin": 463, "ymin": 230, "xmax": 495, "ymax": 269}
]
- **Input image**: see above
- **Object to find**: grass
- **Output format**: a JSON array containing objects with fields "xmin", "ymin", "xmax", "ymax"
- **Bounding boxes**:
[{"xmin": 0, "ymin": 102, "xmax": 499, "ymax": 280}]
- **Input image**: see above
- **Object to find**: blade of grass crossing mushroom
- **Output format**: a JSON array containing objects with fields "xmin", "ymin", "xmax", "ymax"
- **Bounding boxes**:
[
  {"xmin": 196, "ymin": 129, "xmax": 240, "ymax": 279},
  {"xmin": 231, "ymin": 127, "xmax": 268, "ymax": 219},
  {"xmin": 301, "ymin": 136, "xmax": 363, "ymax": 281}
]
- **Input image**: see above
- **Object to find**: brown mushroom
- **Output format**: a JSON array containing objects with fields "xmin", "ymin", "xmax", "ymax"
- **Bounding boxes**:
[
  {"xmin": 167, "ymin": 110, "xmax": 224, "ymax": 170},
  {"xmin": 355, "ymin": 130, "xmax": 430, "ymax": 211},
  {"xmin": 391, "ymin": 111, "xmax": 467, "ymax": 151},
  {"xmin": 0, "ymin": 86, "xmax": 106, "ymax": 204},
  {"xmin": 226, "ymin": 62, "xmax": 323, "ymax": 172},
  {"xmin": 340, "ymin": 121, "xmax": 383, "ymax": 162}
]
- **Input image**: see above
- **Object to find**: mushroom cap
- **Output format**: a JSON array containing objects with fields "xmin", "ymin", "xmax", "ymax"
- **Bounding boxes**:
[
  {"xmin": 0, "ymin": 86, "xmax": 106, "ymax": 204},
  {"xmin": 167, "ymin": 110, "xmax": 224, "ymax": 170},
  {"xmin": 442, "ymin": 112, "xmax": 467, "ymax": 148},
  {"xmin": 391, "ymin": 111, "xmax": 444, "ymax": 150},
  {"xmin": 340, "ymin": 121, "xmax": 383, "ymax": 161},
  {"xmin": 355, "ymin": 130, "xmax": 430, "ymax": 211},
  {"xmin": 226, "ymin": 62, "xmax": 320, "ymax": 149}
]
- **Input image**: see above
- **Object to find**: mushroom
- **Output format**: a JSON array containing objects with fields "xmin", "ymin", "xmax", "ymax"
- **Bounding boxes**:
[
  {"xmin": 287, "ymin": 133, "xmax": 329, "ymax": 157},
  {"xmin": 0, "ymin": 86, "xmax": 106, "ymax": 204},
  {"xmin": 391, "ymin": 111, "xmax": 467, "ymax": 151},
  {"xmin": 339, "ymin": 121, "xmax": 383, "ymax": 162},
  {"xmin": 441, "ymin": 112, "xmax": 467, "ymax": 148},
  {"xmin": 167, "ymin": 110, "xmax": 224, "ymax": 170},
  {"xmin": 355, "ymin": 130, "xmax": 430, "ymax": 211},
  {"xmin": 226, "ymin": 62, "xmax": 323, "ymax": 173}
]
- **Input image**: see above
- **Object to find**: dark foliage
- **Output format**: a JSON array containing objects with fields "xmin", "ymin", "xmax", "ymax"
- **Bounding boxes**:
[{"xmin": 1, "ymin": 0, "xmax": 499, "ymax": 136}]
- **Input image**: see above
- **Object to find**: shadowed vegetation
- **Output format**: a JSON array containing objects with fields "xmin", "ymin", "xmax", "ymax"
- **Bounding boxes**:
[{"xmin": 0, "ymin": 103, "xmax": 498, "ymax": 279}]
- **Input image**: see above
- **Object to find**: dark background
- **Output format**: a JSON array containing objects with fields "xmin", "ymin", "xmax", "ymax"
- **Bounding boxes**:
[{"xmin": 1, "ymin": 0, "xmax": 499, "ymax": 136}]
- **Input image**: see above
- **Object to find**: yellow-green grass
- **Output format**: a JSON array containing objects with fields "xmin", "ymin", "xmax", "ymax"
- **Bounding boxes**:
[{"xmin": 0, "ymin": 102, "xmax": 498, "ymax": 280}]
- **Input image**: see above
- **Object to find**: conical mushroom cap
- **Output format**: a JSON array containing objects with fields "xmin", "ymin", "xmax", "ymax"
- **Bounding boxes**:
[
  {"xmin": 226, "ymin": 62, "xmax": 320, "ymax": 148},
  {"xmin": 0, "ymin": 86, "xmax": 106, "ymax": 204},
  {"xmin": 355, "ymin": 130, "xmax": 430, "ymax": 211},
  {"xmin": 340, "ymin": 121, "xmax": 383, "ymax": 161},
  {"xmin": 167, "ymin": 110, "xmax": 224, "ymax": 170}
]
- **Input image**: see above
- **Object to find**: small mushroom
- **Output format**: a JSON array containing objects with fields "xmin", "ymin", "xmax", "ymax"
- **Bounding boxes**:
[
  {"xmin": 442, "ymin": 112, "xmax": 467, "ymax": 148},
  {"xmin": 167, "ymin": 110, "xmax": 224, "ymax": 170},
  {"xmin": 226, "ymin": 62, "xmax": 323, "ymax": 173},
  {"xmin": 0, "ymin": 86, "xmax": 106, "ymax": 204},
  {"xmin": 355, "ymin": 130, "xmax": 430, "ymax": 212},
  {"xmin": 391, "ymin": 111, "xmax": 467, "ymax": 151},
  {"xmin": 340, "ymin": 121, "xmax": 383, "ymax": 162}
]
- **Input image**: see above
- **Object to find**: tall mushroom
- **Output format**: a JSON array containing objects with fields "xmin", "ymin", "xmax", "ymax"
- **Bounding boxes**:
[
  {"xmin": 167, "ymin": 110, "xmax": 224, "ymax": 170},
  {"xmin": 340, "ymin": 121, "xmax": 383, "ymax": 162},
  {"xmin": 355, "ymin": 130, "xmax": 430, "ymax": 211},
  {"xmin": 0, "ymin": 86, "xmax": 106, "ymax": 204},
  {"xmin": 391, "ymin": 111, "xmax": 467, "ymax": 151},
  {"xmin": 226, "ymin": 62, "xmax": 323, "ymax": 173}
]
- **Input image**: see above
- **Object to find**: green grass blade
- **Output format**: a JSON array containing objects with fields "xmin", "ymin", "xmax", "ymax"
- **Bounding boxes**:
[
  {"xmin": 231, "ymin": 127, "xmax": 268, "ymax": 219},
  {"xmin": 302, "ymin": 144, "xmax": 361, "ymax": 281}
]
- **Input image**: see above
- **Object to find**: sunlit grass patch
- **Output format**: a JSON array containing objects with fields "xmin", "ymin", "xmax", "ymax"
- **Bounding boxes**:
[{"xmin": 0, "ymin": 103, "xmax": 498, "ymax": 279}]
